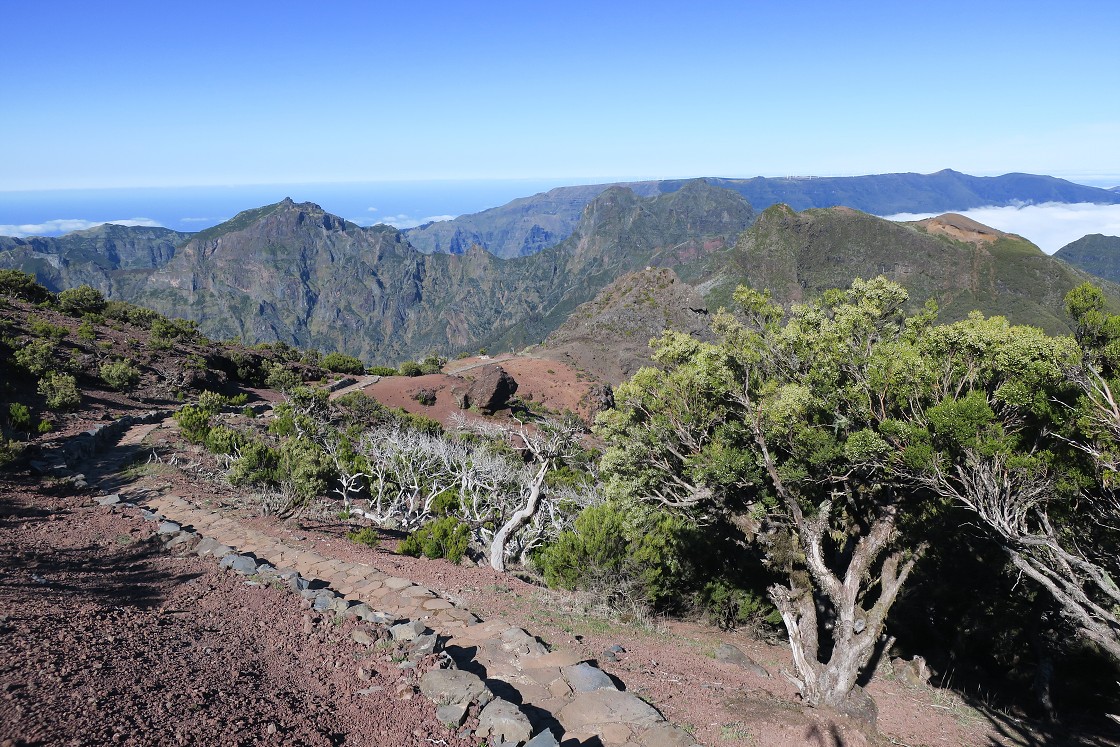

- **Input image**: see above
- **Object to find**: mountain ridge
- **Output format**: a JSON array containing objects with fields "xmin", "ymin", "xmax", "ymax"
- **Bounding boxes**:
[{"xmin": 404, "ymin": 169, "xmax": 1120, "ymax": 259}]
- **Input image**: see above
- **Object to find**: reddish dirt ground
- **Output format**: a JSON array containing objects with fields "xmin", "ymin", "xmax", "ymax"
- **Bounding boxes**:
[
  {"xmin": 0, "ymin": 474, "xmax": 476, "ymax": 747},
  {"xmin": 363, "ymin": 355, "xmax": 596, "ymax": 426}
]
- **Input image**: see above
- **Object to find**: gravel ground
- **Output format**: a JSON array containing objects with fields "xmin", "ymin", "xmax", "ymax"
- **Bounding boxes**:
[{"xmin": 0, "ymin": 474, "xmax": 476, "ymax": 747}]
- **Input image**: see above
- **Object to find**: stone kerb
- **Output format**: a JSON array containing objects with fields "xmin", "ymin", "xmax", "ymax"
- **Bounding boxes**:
[{"xmin": 74, "ymin": 416, "xmax": 700, "ymax": 747}]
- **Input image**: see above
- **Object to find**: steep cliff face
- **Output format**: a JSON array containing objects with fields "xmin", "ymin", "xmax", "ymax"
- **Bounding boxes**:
[
  {"xmin": 0, "ymin": 224, "xmax": 189, "ymax": 292},
  {"xmin": 18, "ymin": 185, "xmax": 753, "ymax": 364}
]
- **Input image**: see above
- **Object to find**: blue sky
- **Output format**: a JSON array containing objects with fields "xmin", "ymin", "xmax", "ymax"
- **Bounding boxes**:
[{"xmin": 2, "ymin": 0, "xmax": 1118, "ymax": 191}]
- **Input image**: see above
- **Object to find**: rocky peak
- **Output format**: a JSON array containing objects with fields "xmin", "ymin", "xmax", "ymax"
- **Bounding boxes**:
[{"xmin": 915, "ymin": 213, "xmax": 1016, "ymax": 246}]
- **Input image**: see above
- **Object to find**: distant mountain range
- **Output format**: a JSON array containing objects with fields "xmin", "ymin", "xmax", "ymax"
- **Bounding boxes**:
[
  {"xmin": 3, "ymin": 172, "xmax": 1120, "ymax": 370},
  {"xmin": 1054, "ymin": 234, "xmax": 1120, "ymax": 284},
  {"xmin": 403, "ymin": 169, "xmax": 1120, "ymax": 259}
]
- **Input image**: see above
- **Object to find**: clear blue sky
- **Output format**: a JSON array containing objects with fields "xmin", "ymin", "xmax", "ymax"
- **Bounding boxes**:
[{"xmin": 2, "ymin": 0, "xmax": 1118, "ymax": 190}]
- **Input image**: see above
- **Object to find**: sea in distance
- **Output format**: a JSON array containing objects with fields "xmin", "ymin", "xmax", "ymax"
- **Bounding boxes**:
[{"xmin": 0, "ymin": 179, "xmax": 613, "ymax": 237}]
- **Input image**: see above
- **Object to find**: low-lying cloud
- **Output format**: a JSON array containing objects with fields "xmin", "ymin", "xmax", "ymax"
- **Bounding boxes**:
[
  {"xmin": 882, "ymin": 202, "xmax": 1120, "ymax": 254},
  {"xmin": 349, "ymin": 214, "xmax": 456, "ymax": 230},
  {"xmin": 0, "ymin": 217, "xmax": 163, "ymax": 238}
]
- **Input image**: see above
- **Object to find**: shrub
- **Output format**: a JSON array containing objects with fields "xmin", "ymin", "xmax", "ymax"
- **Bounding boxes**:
[
  {"xmin": 419, "ymin": 354, "xmax": 445, "ymax": 375},
  {"xmin": 393, "ymin": 409, "xmax": 443, "ymax": 436},
  {"xmin": 7, "ymin": 403, "xmax": 32, "ymax": 432},
  {"xmin": 103, "ymin": 300, "xmax": 161, "ymax": 328},
  {"xmin": 265, "ymin": 364, "xmax": 302, "ymax": 392},
  {"xmin": 57, "ymin": 285, "xmax": 107, "ymax": 316},
  {"xmin": 100, "ymin": 360, "xmax": 141, "ymax": 392},
  {"xmin": 334, "ymin": 391, "xmax": 389, "ymax": 426},
  {"xmin": 174, "ymin": 404, "xmax": 213, "ymax": 443},
  {"xmin": 321, "ymin": 352, "xmax": 365, "ymax": 375},
  {"xmin": 400, "ymin": 517, "xmax": 470, "ymax": 564},
  {"xmin": 38, "ymin": 373, "xmax": 80, "ymax": 411},
  {"xmin": 29, "ymin": 316, "xmax": 68, "ymax": 340},
  {"xmin": 77, "ymin": 319, "xmax": 97, "ymax": 341},
  {"xmin": 367, "ymin": 365, "xmax": 398, "ymax": 377},
  {"xmin": 204, "ymin": 425, "xmax": 248, "ymax": 456},
  {"xmin": 398, "ymin": 361, "xmax": 423, "ymax": 377},
  {"xmin": 227, "ymin": 440, "xmax": 281, "ymax": 487},
  {"xmin": 15, "ymin": 339, "xmax": 59, "ymax": 377},
  {"xmin": 414, "ymin": 388, "xmax": 437, "ymax": 406},
  {"xmin": 346, "ymin": 527, "xmax": 380, "ymax": 549},
  {"xmin": 278, "ymin": 438, "xmax": 333, "ymax": 500},
  {"xmin": 0, "ymin": 439, "xmax": 22, "ymax": 467},
  {"xmin": 537, "ymin": 501, "xmax": 695, "ymax": 609},
  {"xmin": 227, "ymin": 349, "xmax": 265, "ymax": 384},
  {"xmin": 0, "ymin": 270, "xmax": 51, "ymax": 303}
]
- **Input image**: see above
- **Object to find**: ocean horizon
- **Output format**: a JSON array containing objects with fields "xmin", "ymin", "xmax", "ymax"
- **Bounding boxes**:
[{"xmin": 0, "ymin": 178, "xmax": 621, "ymax": 238}]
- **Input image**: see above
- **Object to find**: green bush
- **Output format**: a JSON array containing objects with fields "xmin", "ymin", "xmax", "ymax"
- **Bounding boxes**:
[
  {"xmin": 204, "ymin": 425, "xmax": 248, "ymax": 456},
  {"xmin": 321, "ymin": 352, "xmax": 365, "ymax": 375},
  {"xmin": 419, "ymin": 354, "xmax": 446, "ymax": 375},
  {"xmin": 0, "ymin": 439, "xmax": 22, "ymax": 467},
  {"xmin": 38, "ymin": 373, "xmax": 80, "ymax": 411},
  {"xmin": 15, "ymin": 339, "xmax": 57, "ymax": 377},
  {"xmin": 100, "ymin": 360, "xmax": 141, "ymax": 392},
  {"xmin": 227, "ymin": 440, "xmax": 281, "ymax": 487},
  {"xmin": 77, "ymin": 319, "xmax": 97, "ymax": 341},
  {"xmin": 0, "ymin": 270, "xmax": 51, "ymax": 303},
  {"xmin": 400, "ymin": 517, "xmax": 471, "ymax": 564},
  {"xmin": 103, "ymin": 300, "xmax": 160, "ymax": 328},
  {"xmin": 29, "ymin": 316, "xmax": 68, "ymax": 340},
  {"xmin": 174, "ymin": 404, "xmax": 213, "ymax": 443},
  {"xmin": 537, "ymin": 501, "xmax": 695, "ymax": 609},
  {"xmin": 346, "ymin": 527, "xmax": 380, "ymax": 549},
  {"xmin": 334, "ymin": 391, "xmax": 389, "ymax": 425},
  {"xmin": 367, "ymin": 365, "xmax": 398, "ymax": 377},
  {"xmin": 398, "ymin": 361, "xmax": 423, "ymax": 377},
  {"xmin": 278, "ymin": 438, "xmax": 333, "ymax": 500},
  {"xmin": 7, "ymin": 403, "xmax": 32, "ymax": 432},
  {"xmin": 265, "ymin": 364, "xmax": 302, "ymax": 392},
  {"xmin": 57, "ymin": 285, "xmax": 107, "ymax": 316}
]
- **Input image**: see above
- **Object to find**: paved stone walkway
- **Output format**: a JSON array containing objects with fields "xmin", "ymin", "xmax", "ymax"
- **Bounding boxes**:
[{"xmin": 120, "ymin": 421, "xmax": 697, "ymax": 747}]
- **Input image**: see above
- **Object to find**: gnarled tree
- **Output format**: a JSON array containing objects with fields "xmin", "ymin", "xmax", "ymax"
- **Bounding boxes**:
[{"xmin": 599, "ymin": 277, "xmax": 940, "ymax": 717}]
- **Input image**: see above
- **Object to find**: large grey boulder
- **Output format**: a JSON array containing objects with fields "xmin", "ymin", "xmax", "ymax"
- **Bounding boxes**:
[
  {"xmin": 714, "ymin": 642, "xmax": 769, "ymax": 678},
  {"xmin": 419, "ymin": 669, "xmax": 493, "ymax": 707},
  {"xmin": 476, "ymin": 698, "xmax": 532, "ymax": 745},
  {"xmin": 557, "ymin": 689, "xmax": 663, "ymax": 732},
  {"xmin": 561, "ymin": 663, "xmax": 617, "ymax": 693}
]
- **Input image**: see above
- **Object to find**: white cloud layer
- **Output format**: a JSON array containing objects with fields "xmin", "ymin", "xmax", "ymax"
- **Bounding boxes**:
[
  {"xmin": 0, "ymin": 217, "xmax": 163, "ymax": 238},
  {"xmin": 349, "ymin": 214, "xmax": 456, "ymax": 230},
  {"xmin": 882, "ymin": 203, "xmax": 1120, "ymax": 254}
]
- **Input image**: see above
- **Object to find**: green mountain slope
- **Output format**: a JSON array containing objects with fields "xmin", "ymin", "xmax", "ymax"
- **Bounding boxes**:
[
  {"xmin": 405, "ymin": 170, "xmax": 1120, "ymax": 258},
  {"xmin": 1053, "ymin": 234, "xmax": 1120, "ymax": 284},
  {"xmin": 705, "ymin": 206, "xmax": 1118, "ymax": 334},
  {"xmin": 1, "ymin": 185, "xmax": 753, "ymax": 364}
]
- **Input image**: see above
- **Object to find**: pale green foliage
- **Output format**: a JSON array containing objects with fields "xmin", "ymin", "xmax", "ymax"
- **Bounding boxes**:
[
  {"xmin": 99, "ymin": 360, "xmax": 141, "ymax": 392},
  {"xmin": 57, "ymin": 285, "xmax": 106, "ymax": 316},
  {"xmin": 38, "ymin": 372, "xmax": 80, "ymax": 411}
]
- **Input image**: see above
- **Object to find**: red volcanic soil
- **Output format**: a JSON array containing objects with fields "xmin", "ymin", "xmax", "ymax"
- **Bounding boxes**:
[{"xmin": 359, "ymin": 355, "xmax": 597, "ymax": 427}]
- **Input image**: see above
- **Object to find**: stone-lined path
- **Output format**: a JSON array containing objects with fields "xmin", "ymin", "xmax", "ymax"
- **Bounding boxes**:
[{"xmin": 114, "ymin": 420, "xmax": 698, "ymax": 747}]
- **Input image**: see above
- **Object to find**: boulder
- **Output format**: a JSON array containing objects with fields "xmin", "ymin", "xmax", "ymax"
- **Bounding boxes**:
[
  {"xmin": 714, "ymin": 642, "xmax": 769, "ymax": 678},
  {"xmin": 466, "ymin": 365, "xmax": 518, "ymax": 414},
  {"xmin": 557, "ymin": 690, "xmax": 663, "ymax": 732},
  {"xmin": 476, "ymin": 698, "xmax": 532, "ymax": 744},
  {"xmin": 562, "ymin": 663, "xmax": 617, "ymax": 693},
  {"xmin": 390, "ymin": 619, "xmax": 429, "ymax": 642},
  {"xmin": 419, "ymin": 669, "xmax": 493, "ymax": 707},
  {"xmin": 836, "ymin": 685, "xmax": 878, "ymax": 727}
]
